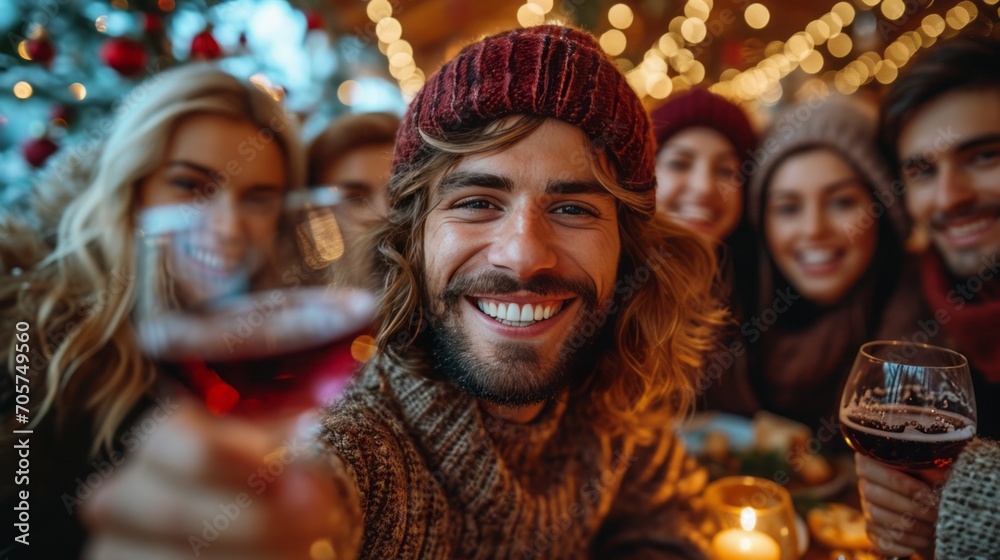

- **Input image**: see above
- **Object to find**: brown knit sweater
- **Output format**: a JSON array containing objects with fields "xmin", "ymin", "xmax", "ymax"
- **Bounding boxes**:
[
  {"xmin": 936, "ymin": 437, "xmax": 1000, "ymax": 559},
  {"xmin": 319, "ymin": 355, "xmax": 710, "ymax": 559}
]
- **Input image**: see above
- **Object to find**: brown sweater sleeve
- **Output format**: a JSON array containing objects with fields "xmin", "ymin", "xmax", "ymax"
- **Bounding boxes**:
[
  {"xmin": 319, "ymin": 392, "xmax": 456, "ymax": 559},
  {"xmin": 935, "ymin": 437, "xmax": 1000, "ymax": 558},
  {"xmin": 592, "ymin": 431, "xmax": 711, "ymax": 559}
]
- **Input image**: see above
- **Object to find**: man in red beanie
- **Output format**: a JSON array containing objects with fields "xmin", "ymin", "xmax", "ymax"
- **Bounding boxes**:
[{"xmin": 82, "ymin": 25, "xmax": 721, "ymax": 559}]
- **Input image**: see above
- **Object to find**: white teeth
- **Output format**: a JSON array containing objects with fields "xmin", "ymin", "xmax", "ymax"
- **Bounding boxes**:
[
  {"xmin": 520, "ymin": 304, "xmax": 533, "ymax": 322},
  {"xmin": 473, "ymin": 298, "xmax": 566, "ymax": 326},
  {"xmin": 672, "ymin": 205, "xmax": 714, "ymax": 221},
  {"xmin": 946, "ymin": 217, "xmax": 994, "ymax": 238},
  {"xmin": 506, "ymin": 303, "xmax": 520, "ymax": 322},
  {"xmin": 799, "ymin": 249, "xmax": 836, "ymax": 265},
  {"xmin": 188, "ymin": 245, "xmax": 233, "ymax": 271}
]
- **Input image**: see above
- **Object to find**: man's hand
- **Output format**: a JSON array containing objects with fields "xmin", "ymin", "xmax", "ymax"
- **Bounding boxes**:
[
  {"xmin": 855, "ymin": 453, "xmax": 945, "ymax": 559},
  {"xmin": 81, "ymin": 397, "xmax": 360, "ymax": 560}
]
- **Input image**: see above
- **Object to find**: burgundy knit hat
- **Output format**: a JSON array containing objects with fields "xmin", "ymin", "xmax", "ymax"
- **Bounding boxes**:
[
  {"xmin": 649, "ymin": 88, "xmax": 757, "ymax": 167},
  {"xmin": 392, "ymin": 25, "xmax": 656, "ymax": 195}
]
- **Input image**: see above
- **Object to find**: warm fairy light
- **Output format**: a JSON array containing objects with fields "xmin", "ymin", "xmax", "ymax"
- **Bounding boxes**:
[
  {"xmin": 658, "ymin": 33, "xmax": 681, "ymax": 56},
  {"xmin": 921, "ymin": 13, "xmax": 946, "ymax": 36},
  {"xmin": 528, "ymin": 0, "xmax": 554, "ymax": 12},
  {"xmin": 95, "ymin": 15, "xmax": 108, "ymax": 32},
  {"xmin": 517, "ymin": 3, "xmax": 545, "ymax": 27},
  {"xmin": 600, "ymin": 29, "xmax": 627, "ymax": 56},
  {"xmin": 13, "ymin": 82, "xmax": 33, "ymax": 99},
  {"xmin": 608, "ymin": 4, "xmax": 634, "ymax": 29},
  {"xmin": 884, "ymin": 42, "xmax": 909, "ymax": 65},
  {"xmin": 881, "ymin": 0, "xmax": 905, "ymax": 20},
  {"xmin": 366, "ymin": 0, "xmax": 392, "ymax": 22},
  {"xmin": 157, "ymin": 0, "xmax": 174, "ymax": 11},
  {"xmin": 831, "ymin": 2, "xmax": 855, "ymax": 25},
  {"xmin": 744, "ymin": 3, "xmax": 770, "ymax": 29},
  {"xmin": 68, "ymin": 83, "xmax": 87, "ymax": 100},
  {"xmin": 375, "ymin": 17, "xmax": 402, "ymax": 42},
  {"xmin": 860, "ymin": 0, "xmax": 879, "ymax": 6},
  {"xmin": 685, "ymin": 60, "xmax": 706, "ymax": 84},
  {"xmin": 350, "ymin": 335, "xmax": 377, "ymax": 363},
  {"xmin": 827, "ymin": 33, "xmax": 852, "ymax": 57},
  {"xmin": 720, "ymin": 68, "xmax": 739, "ymax": 81},
  {"xmin": 680, "ymin": 18, "xmax": 707, "ymax": 43},
  {"xmin": 875, "ymin": 60, "xmax": 899, "ymax": 84},
  {"xmin": 800, "ymin": 49, "xmax": 824, "ymax": 74},
  {"xmin": 17, "ymin": 40, "xmax": 30, "ymax": 60},
  {"xmin": 806, "ymin": 20, "xmax": 831, "ymax": 43},
  {"xmin": 389, "ymin": 51, "xmax": 413, "ymax": 67},
  {"xmin": 685, "ymin": 0, "xmax": 711, "ymax": 21},
  {"xmin": 647, "ymin": 74, "xmax": 672, "ymax": 99},
  {"xmin": 671, "ymin": 48, "xmax": 695, "ymax": 72},
  {"xmin": 785, "ymin": 33, "xmax": 814, "ymax": 61},
  {"xmin": 820, "ymin": 13, "xmax": 844, "ymax": 36},
  {"xmin": 337, "ymin": 80, "xmax": 358, "ymax": 105},
  {"xmin": 309, "ymin": 538, "xmax": 335, "ymax": 560},
  {"xmin": 946, "ymin": 5, "xmax": 971, "ymax": 29}
]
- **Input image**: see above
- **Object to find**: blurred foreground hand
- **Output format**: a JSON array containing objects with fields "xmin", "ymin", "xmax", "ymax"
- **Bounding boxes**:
[
  {"xmin": 136, "ymin": 286, "xmax": 375, "ymax": 362},
  {"xmin": 854, "ymin": 453, "xmax": 946, "ymax": 560},
  {"xmin": 81, "ymin": 396, "xmax": 360, "ymax": 560}
]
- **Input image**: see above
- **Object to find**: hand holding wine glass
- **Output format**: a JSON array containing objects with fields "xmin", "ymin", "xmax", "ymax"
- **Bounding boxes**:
[{"xmin": 839, "ymin": 341, "xmax": 977, "ymax": 559}]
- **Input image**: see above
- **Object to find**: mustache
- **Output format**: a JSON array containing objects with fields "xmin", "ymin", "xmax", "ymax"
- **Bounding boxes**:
[
  {"xmin": 440, "ymin": 270, "xmax": 599, "ymax": 311},
  {"xmin": 930, "ymin": 202, "xmax": 1000, "ymax": 230}
]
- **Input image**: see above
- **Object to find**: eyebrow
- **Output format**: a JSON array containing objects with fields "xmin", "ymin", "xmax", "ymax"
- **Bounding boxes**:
[
  {"xmin": 166, "ymin": 160, "xmax": 217, "ymax": 176},
  {"xmin": 900, "ymin": 132, "xmax": 1000, "ymax": 169},
  {"xmin": 436, "ymin": 171, "xmax": 609, "ymax": 197}
]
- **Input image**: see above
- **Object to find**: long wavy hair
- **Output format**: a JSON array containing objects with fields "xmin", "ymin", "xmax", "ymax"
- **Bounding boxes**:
[
  {"xmin": 371, "ymin": 115, "xmax": 726, "ymax": 442},
  {"xmin": 1, "ymin": 64, "xmax": 306, "ymax": 455}
]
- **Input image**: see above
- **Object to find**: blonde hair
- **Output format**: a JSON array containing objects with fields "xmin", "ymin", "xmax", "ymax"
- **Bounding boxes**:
[
  {"xmin": 373, "ymin": 115, "xmax": 725, "ymax": 443},
  {"xmin": 1, "ymin": 64, "xmax": 305, "ymax": 455}
]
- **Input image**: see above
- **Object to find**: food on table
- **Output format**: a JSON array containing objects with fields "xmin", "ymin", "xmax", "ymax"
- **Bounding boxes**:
[
  {"xmin": 807, "ymin": 504, "xmax": 872, "ymax": 550},
  {"xmin": 754, "ymin": 411, "xmax": 811, "ymax": 454}
]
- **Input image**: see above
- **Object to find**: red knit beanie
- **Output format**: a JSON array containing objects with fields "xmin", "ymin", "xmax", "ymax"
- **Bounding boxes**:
[
  {"xmin": 392, "ymin": 25, "xmax": 656, "ymax": 194},
  {"xmin": 649, "ymin": 88, "xmax": 757, "ymax": 167}
]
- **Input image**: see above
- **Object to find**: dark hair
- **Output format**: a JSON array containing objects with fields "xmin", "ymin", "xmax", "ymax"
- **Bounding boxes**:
[
  {"xmin": 880, "ymin": 35, "xmax": 1000, "ymax": 170},
  {"xmin": 307, "ymin": 112, "xmax": 401, "ymax": 185}
]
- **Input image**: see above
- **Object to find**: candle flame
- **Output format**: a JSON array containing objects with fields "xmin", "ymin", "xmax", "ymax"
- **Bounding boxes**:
[{"xmin": 740, "ymin": 507, "xmax": 756, "ymax": 531}]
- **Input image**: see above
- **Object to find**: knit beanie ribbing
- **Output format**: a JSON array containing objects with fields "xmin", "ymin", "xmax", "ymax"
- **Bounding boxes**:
[
  {"xmin": 392, "ymin": 25, "xmax": 656, "ymax": 196},
  {"xmin": 747, "ymin": 95, "xmax": 910, "ymax": 239}
]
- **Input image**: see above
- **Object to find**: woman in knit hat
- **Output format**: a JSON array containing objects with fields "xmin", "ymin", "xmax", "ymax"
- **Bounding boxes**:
[
  {"xmin": 742, "ymin": 95, "xmax": 924, "ymax": 430},
  {"xmin": 649, "ymin": 89, "xmax": 760, "ymax": 415}
]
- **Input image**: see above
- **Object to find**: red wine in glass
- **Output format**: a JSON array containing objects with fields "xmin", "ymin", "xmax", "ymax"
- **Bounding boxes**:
[
  {"xmin": 841, "ymin": 404, "xmax": 975, "ymax": 470},
  {"xmin": 840, "ymin": 341, "xmax": 977, "ymax": 472}
]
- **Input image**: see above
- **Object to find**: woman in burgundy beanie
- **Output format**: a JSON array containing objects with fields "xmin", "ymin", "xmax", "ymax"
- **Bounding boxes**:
[{"xmin": 650, "ymin": 89, "xmax": 760, "ymax": 415}]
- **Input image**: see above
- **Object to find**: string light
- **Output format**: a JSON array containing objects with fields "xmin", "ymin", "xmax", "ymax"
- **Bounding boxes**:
[
  {"xmin": 608, "ymin": 4, "xmax": 634, "ymax": 29},
  {"xmin": 13, "ymin": 82, "xmax": 33, "ymax": 99},
  {"xmin": 68, "ymin": 83, "xmax": 87, "ymax": 100},
  {"xmin": 745, "ymin": 3, "xmax": 770, "ymax": 29},
  {"xmin": 366, "ymin": 2, "xmax": 425, "ymax": 99}
]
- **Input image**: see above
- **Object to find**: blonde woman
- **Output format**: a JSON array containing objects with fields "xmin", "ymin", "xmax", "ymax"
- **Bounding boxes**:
[{"xmin": 0, "ymin": 64, "xmax": 369, "ymax": 558}]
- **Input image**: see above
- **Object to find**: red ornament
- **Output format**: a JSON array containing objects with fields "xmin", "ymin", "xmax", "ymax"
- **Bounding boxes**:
[
  {"xmin": 143, "ymin": 13, "xmax": 163, "ymax": 34},
  {"xmin": 190, "ymin": 29, "xmax": 222, "ymax": 60},
  {"xmin": 25, "ymin": 37, "xmax": 56, "ymax": 67},
  {"xmin": 101, "ymin": 37, "xmax": 148, "ymax": 77},
  {"xmin": 305, "ymin": 10, "xmax": 324, "ymax": 31},
  {"xmin": 22, "ymin": 137, "xmax": 59, "ymax": 168}
]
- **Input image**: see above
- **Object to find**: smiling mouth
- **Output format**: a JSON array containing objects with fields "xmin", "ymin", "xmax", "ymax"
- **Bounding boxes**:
[
  {"xmin": 470, "ymin": 297, "xmax": 570, "ymax": 327},
  {"xmin": 795, "ymin": 248, "xmax": 845, "ymax": 272},
  {"xmin": 181, "ymin": 241, "xmax": 242, "ymax": 275}
]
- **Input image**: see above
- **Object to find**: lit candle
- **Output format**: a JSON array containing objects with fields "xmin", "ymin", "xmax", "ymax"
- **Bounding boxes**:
[{"xmin": 711, "ymin": 507, "xmax": 781, "ymax": 560}]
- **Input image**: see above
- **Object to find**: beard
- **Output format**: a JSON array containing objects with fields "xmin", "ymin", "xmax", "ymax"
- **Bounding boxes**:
[{"xmin": 425, "ymin": 270, "xmax": 608, "ymax": 408}]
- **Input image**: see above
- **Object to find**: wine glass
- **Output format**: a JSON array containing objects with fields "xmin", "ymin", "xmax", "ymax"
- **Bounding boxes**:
[
  {"xmin": 839, "ymin": 341, "xmax": 977, "ymax": 559},
  {"xmin": 133, "ymin": 188, "xmax": 368, "ymax": 416}
]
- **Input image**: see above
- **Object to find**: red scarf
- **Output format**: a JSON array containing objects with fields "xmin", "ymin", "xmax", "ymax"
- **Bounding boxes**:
[{"xmin": 921, "ymin": 249, "xmax": 1000, "ymax": 382}]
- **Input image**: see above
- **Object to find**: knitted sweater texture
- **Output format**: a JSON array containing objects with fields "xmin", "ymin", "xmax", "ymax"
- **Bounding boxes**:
[
  {"xmin": 936, "ymin": 437, "xmax": 1000, "ymax": 559},
  {"xmin": 319, "ymin": 356, "xmax": 710, "ymax": 559}
]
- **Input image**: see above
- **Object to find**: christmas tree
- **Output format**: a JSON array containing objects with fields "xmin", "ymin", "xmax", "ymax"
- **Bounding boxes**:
[{"xmin": 0, "ymin": 0, "xmax": 405, "ymax": 205}]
